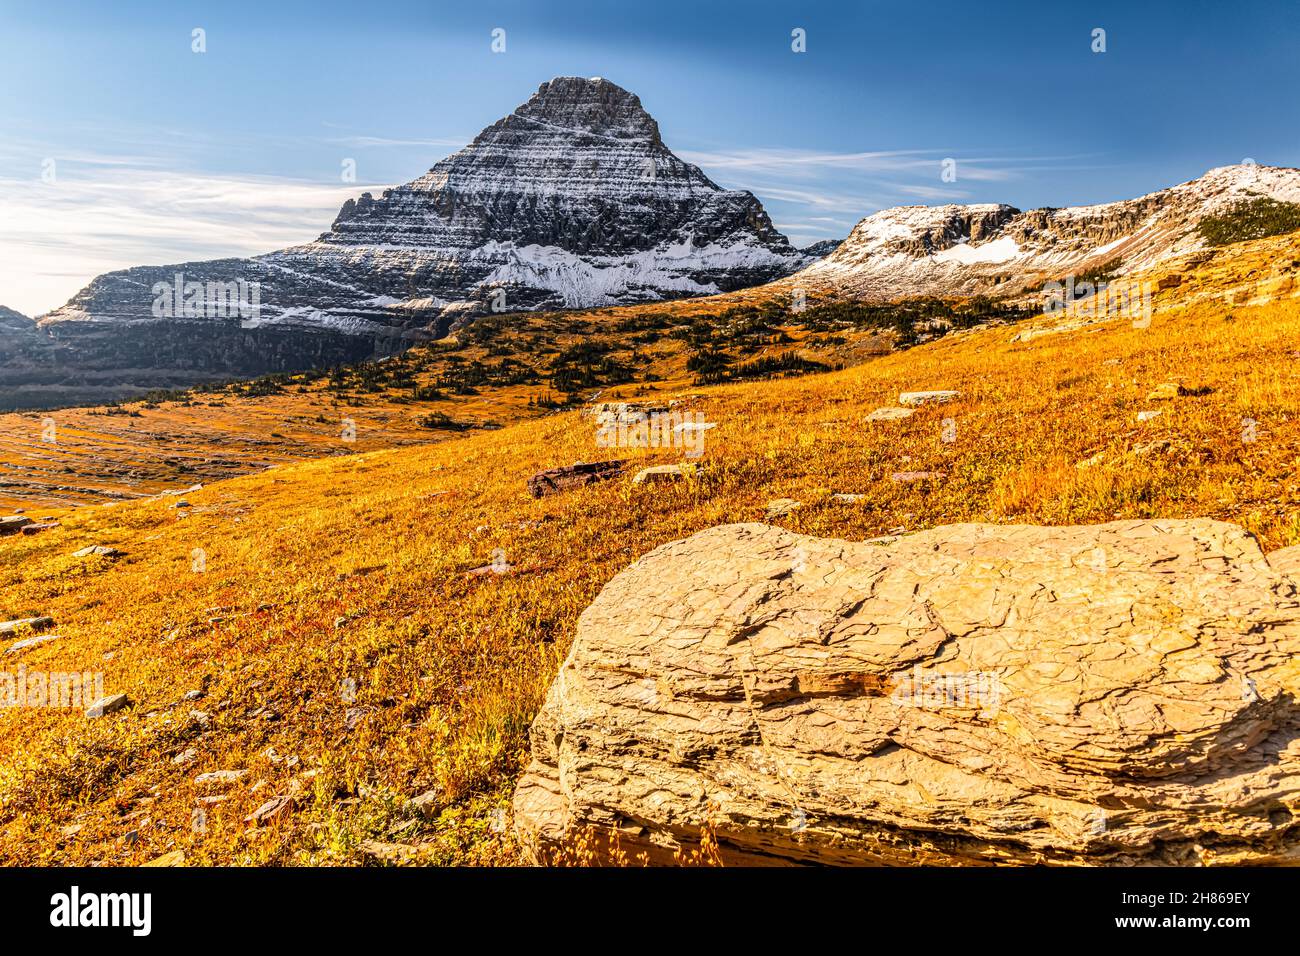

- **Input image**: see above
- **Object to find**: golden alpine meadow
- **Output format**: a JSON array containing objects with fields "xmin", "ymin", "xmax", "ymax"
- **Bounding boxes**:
[{"xmin": 3, "ymin": 252, "xmax": 1299, "ymax": 862}]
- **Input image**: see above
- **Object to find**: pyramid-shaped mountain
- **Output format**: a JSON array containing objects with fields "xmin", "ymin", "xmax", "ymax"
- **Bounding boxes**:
[{"xmin": 36, "ymin": 77, "xmax": 805, "ymax": 383}]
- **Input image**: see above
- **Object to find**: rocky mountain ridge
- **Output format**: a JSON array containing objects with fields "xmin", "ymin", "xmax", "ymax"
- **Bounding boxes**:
[{"xmin": 791, "ymin": 163, "xmax": 1300, "ymax": 302}]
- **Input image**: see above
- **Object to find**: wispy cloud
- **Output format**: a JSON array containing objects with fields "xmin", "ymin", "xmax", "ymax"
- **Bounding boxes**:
[
  {"xmin": 680, "ymin": 145, "xmax": 1108, "ymax": 246},
  {"xmin": 677, "ymin": 147, "xmax": 937, "ymax": 175},
  {"xmin": 328, "ymin": 135, "xmax": 470, "ymax": 149},
  {"xmin": 0, "ymin": 169, "xmax": 388, "ymax": 316}
]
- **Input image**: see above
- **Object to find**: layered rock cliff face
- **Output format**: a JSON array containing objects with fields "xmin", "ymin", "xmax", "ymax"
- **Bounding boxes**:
[
  {"xmin": 21, "ymin": 77, "xmax": 803, "ymax": 402},
  {"xmin": 792, "ymin": 164, "xmax": 1300, "ymax": 302},
  {"xmin": 513, "ymin": 520, "xmax": 1300, "ymax": 865}
]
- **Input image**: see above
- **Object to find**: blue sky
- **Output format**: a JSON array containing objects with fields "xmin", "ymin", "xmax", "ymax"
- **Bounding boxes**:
[{"xmin": 2, "ymin": 0, "xmax": 1298, "ymax": 315}]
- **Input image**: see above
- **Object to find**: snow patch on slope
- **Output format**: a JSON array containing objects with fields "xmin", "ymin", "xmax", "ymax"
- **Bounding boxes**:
[
  {"xmin": 474, "ymin": 238, "xmax": 802, "ymax": 307},
  {"xmin": 933, "ymin": 236, "xmax": 1021, "ymax": 265}
]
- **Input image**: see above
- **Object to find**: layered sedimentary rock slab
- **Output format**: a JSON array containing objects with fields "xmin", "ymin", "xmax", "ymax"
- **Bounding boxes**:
[{"xmin": 513, "ymin": 521, "xmax": 1300, "ymax": 865}]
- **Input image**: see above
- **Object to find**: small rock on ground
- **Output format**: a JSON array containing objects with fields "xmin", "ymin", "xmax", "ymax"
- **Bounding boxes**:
[
  {"xmin": 764, "ymin": 498, "xmax": 801, "ymax": 520},
  {"xmin": 245, "ymin": 795, "xmax": 295, "ymax": 826},
  {"xmin": 0, "ymin": 616, "xmax": 55, "ymax": 637},
  {"xmin": 898, "ymin": 390, "xmax": 960, "ymax": 407},
  {"xmin": 890, "ymin": 471, "xmax": 946, "ymax": 483},
  {"xmin": 194, "ymin": 769, "xmax": 248, "ymax": 787},
  {"xmin": 866, "ymin": 407, "xmax": 914, "ymax": 422},
  {"xmin": 85, "ymin": 693, "xmax": 130, "ymax": 718},
  {"xmin": 73, "ymin": 545, "xmax": 123, "ymax": 558},
  {"xmin": 632, "ymin": 464, "xmax": 700, "ymax": 485},
  {"xmin": 4, "ymin": 634, "xmax": 59, "ymax": 656}
]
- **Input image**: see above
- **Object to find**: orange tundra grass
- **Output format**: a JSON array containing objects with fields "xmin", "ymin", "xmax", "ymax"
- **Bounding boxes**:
[{"xmin": 0, "ymin": 294, "xmax": 1298, "ymax": 865}]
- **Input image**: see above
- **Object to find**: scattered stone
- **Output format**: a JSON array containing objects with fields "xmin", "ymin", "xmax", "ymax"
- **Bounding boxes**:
[
  {"xmin": 173, "ymin": 749, "xmax": 197, "ymax": 765},
  {"xmin": 898, "ymin": 390, "xmax": 960, "ymax": 407},
  {"xmin": 588, "ymin": 401, "xmax": 667, "ymax": 423},
  {"xmin": 405, "ymin": 789, "xmax": 443, "ymax": 820},
  {"xmin": 764, "ymin": 498, "xmax": 801, "ymax": 520},
  {"xmin": 143, "ymin": 850, "xmax": 186, "ymax": 867},
  {"xmin": 20, "ymin": 522, "xmax": 59, "ymax": 535},
  {"xmin": 631, "ymin": 463, "xmax": 700, "ymax": 485},
  {"xmin": 1076, "ymin": 451, "xmax": 1106, "ymax": 469},
  {"xmin": 0, "ymin": 516, "xmax": 32, "ymax": 536},
  {"xmin": 0, "ymin": 616, "xmax": 54, "ymax": 637},
  {"xmin": 4, "ymin": 634, "xmax": 59, "ymax": 656},
  {"xmin": 1137, "ymin": 409, "xmax": 1163, "ymax": 422},
  {"xmin": 866, "ymin": 407, "xmax": 914, "ymax": 422},
  {"xmin": 672, "ymin": 420, "xmax": 716, "ymax": 435},
  {"xmin": 168, "ymin": 500, "xmax": 190, "ymax": 509},
  {"xmin": 1145, "ymin": 383, "xmax": 1185, "ymax": 401},
  {"xmin": 830, "ymin": 493, "xmax": 868, "ymax": 503},
  {"xmin": 527, "ymin": 460, "xmax": 626, "ymax": 498},
  {"xmin": 194, "ymin": 769, "xmax": 247, "ymax": 788},
  {"xmin": 467, "ymin": 563, "xmax": 512, "ymax": 577},
  {"xmin": 85, "ymin": 694, "xmax": 131, "ymax": 718},
  {"xmin": 160, "ymin": 485, "xmax": 203, "ymax": 497},
  {"xmin": 246, "ymin": 795, "xmax": 295, "ymax": 827},
  {"xmin": 183, "ymin": 689, "xmax": 205, "ymax": 702},
  {"xmin": 514, "ymin": 519, "xmax": 1300, "ymax": 865},
  {"xmin": 73, "ymin": 545, "xmax": 123, "ymax": 558}
]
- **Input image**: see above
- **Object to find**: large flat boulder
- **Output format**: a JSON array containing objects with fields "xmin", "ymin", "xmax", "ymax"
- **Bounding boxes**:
[{"xmin": 513, "ymin": 520, "xmax": 1300, "ymax": 865}]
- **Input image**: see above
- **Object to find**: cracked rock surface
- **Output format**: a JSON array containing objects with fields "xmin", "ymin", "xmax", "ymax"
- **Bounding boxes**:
[{"xmin": 513, "ymin": 520, "xmax": 1300, "ymax": 865}]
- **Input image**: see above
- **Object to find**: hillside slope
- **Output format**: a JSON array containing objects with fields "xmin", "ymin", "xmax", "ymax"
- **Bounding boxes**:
[
  {"xmin": 7, "ymin": 223, "xmax": 1299, "ymax": 511},
  {"xmin": 2, "ymin": 278, "xmax": 1298, "ymax": 864}
]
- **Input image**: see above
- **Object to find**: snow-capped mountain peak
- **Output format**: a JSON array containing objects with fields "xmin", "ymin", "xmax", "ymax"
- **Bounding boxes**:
[
  {"xmin": 37, "ymin": 76, "xmax": 807, "ymax": 381},
  {"xmin": 794, "ymin": 164, "xmax": 1300, "ymax": 301}
]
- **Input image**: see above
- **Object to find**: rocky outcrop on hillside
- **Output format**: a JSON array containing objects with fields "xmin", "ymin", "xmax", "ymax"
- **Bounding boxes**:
[
  {"xmin": 513, "ymin": 520, "xmax": 1300, "ymax": 865},
  {"xmin": 791, "ymin": 164, "xmax": 1300, "ymax": 303},
  {"xmin": 23, "ymin": 77, "xmax": 804, "ymax": 399}
]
